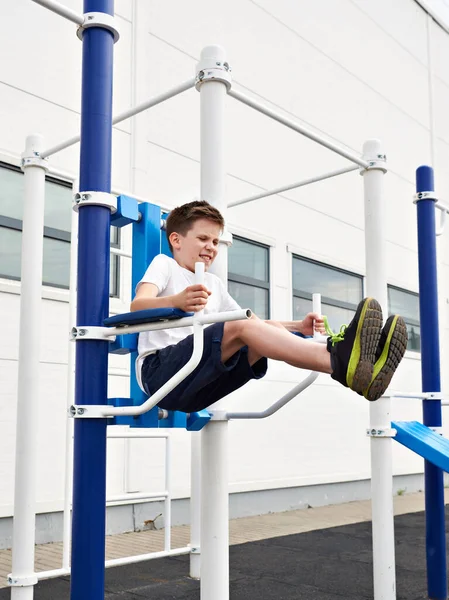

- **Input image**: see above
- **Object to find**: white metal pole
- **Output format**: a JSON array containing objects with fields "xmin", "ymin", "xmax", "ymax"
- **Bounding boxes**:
[
  {"xmin": 31, "ymin": 0, "xmax": 84, "ymax": 25},
  {"xmin": 229, "ymin": 165, "xmax": 358, "ymax": 208},
  {"xmin": 40, "ymin": 79, "xmax": 196, "ymax": 159},
  {"xmin": 197, "ymin": 45, "xmax": 231, "ymax": 600},
  {"xmin": 189, "ymin": 432, "xmax": 201, "ymax": 578},
  {"xmin": 164, "ymin": 435, "xmax": 172, "ymax": 552},
  {"xmin": 62, "ymin": 185, "xmax": 78, "ymax": 570},
  {"xmin": 361, "ymin": 139, "xmax": 396, "ymax": 600},
  {"xmin": 228, "ymin": 88, "xmax": 369, "ymax": 169},
  {"xmin": 9, "ymin": 135, "xmax": 48, "ymax": 599}
]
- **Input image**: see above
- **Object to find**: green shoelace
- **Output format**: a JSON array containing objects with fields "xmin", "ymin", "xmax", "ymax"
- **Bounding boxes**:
[{"xmin": 323, "ymin": 316, "xmax": 348, "ymax": 346}]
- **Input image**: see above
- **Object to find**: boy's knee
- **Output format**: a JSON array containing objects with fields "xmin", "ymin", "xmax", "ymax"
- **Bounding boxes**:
[{"xmin": 224, "ymin": 315, "xmax": 257, "ymax": 342}]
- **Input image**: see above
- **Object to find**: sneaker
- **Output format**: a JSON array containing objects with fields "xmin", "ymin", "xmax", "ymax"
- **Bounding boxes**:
[
  {"xmin": 363, "ymin": 315, "xmax": 408, "ymax": 401},
  {"xmin": 326, "ymin": 298, "xmax": 383, "ymax": 393}
]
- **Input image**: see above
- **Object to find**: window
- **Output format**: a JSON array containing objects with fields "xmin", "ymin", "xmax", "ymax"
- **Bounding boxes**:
[
  {"xmin": 228, "ymin": 236, "xmax": 270, "ymax": 319},
  {"xmin": 388, "ymin": 286, "xmax": 420, "ymax": 352},
  {"xmin": 292, "ymin": 255, "xmax": 363, "ymax": 331},
  {"xmin": 0, "ymin": 162, "xmax": 119, "ymax": 296}
]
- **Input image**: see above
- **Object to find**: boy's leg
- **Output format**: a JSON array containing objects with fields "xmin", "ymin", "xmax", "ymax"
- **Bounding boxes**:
[
  {"xmin": 222, "ymin": 298, "xmax": 384, "ymax": 393},
  {"xmin": 222, "ymin": 316, "xmax": 332, "ymax": 372}
]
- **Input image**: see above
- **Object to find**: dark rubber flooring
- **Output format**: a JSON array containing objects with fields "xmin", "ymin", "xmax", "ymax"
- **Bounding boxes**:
[{"xmin": 1, "ymin": 509, "xmax": 445, "ymax": 599}]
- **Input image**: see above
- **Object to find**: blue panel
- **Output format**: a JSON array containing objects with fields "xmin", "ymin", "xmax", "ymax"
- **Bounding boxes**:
[
  {"xmin": 104, "ymin": 308, "xmax": 192, "ymax": 327},
  {"xmin": 187, "ymin": 410, "xmax": 211, "ymax": 431},
  {"xmin": 415, "ymin": 166, "xmax": 446, "ymax": 599},
  {"xmin": 108, "ymin": 333, "xmax": 138, "ymax": 354},
  {"xmin": 132, "ymin": 202, "xmax": 162, "ymax": 292},
  {"xmin": 130, "ymin": 202, "xmax": 162, "ymax": 409},
  {"xmin": 111, "ymin": 195, "xmax": 140, "ymax": 228},
  {"xmin": 392, "ymin": 422, "xmax": 449, "ymax": 472},
  {"xmin": 71, "ymin": 2, "xmax": 114, "ymax": 599},
  {"xmin": 132, "ymin": 408, "xmax": 159, "ymax": 428}
]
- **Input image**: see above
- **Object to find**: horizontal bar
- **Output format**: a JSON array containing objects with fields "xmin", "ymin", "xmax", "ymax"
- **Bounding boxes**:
[
  {"xmin": 36, "ymin": 567, "xmax": 70, "ymax": 581},
  {"xmin": 32, "ymin": 0, "xmax": 84, "ymax": 25},
  {"xmin": 110, "ymin": 247, "xmax": 132, "ymax": 258},
  {"xmin": 388, "ymin": 392, "xmax": 444, "ymax": 400},
  {"xmin": 40, "ymin": 78, "xmax": 196, "ymax": 158},
  {"xmin": 35, "ymin": 547, "xmax": 192, "ymax": 582},
  {"xmin": 105, "ymin": 546, "xmax": 191, "ymax": 568},
  {"xmin": 229, "ymin": 165, "xmax": 359, "ymax": 208},
  {"xmin": 106, "ymin": 308, "xmax": 251, "ymax": 337},
  {"xmin": 223, "ymin": 372, "xmax": 319, "ymax": 420},
  {"xmin": 228, "ymin": 88, "xmax": 369, "ymax": 169},
  {"xmin": 107, "ymin": 491, "xmax": 167, "ymax": 503}
]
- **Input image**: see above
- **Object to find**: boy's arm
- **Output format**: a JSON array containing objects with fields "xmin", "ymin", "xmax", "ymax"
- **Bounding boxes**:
[
  {"xmin": 270, "ymin": 314, "xmax": 326, "ymax": 336},
  {"xmin": 131, "ymin": 283, "xmax": 211, "ymax": 313},
  {"xmin": 131, "ymin": 283, "xmax": 178, "ymax": 312}
]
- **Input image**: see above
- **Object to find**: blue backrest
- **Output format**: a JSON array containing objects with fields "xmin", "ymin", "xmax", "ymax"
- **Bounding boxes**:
[{"xmin": 129, "ymin": 202, "xmax": 171, "ymax": 406}]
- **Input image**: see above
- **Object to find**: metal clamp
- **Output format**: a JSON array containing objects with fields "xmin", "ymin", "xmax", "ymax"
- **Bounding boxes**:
[
  {"xmin": 20, "ymin": 154, "xmax": 49, "ymax": 172},
  {"xmin": 8, "ymin": 573, "xmax": 38, "ymax": 587},
  {"xmin": 413, "ymin": 191, "xmax": 438, "ymax": 203},
  {"xmin": 77, "ymin": 12, "xmax": 120, "ymax": 43},
  {"xmin": 195, "ymin": 63, "xmax": 232, "ymax": 91},
  {"xmin": 361, "ymin": 153, "xmax": 387, "ymax": 174},
  {"xmin": 69, "ymin": 405, "xmax": 111, "ymax": 418},
  {"xmin": 366, "ymin": 427, "xmax": 397, "ymax": 438},
  {"xmin": 70, "ymin": 326, "xmax": 115, "ymax": 342},
  {"xmin": 73, "ymin": 191, "xmax": 117, "ymax": 213}
]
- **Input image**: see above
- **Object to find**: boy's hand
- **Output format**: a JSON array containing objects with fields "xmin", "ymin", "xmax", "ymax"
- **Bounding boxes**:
[
  {"xmin": 175, "ymin": 284, "xmax": 211, "ymax": 312},
  {"xmin": 299, "ymin": 312, "xmax": 326, "ymax": 336}
]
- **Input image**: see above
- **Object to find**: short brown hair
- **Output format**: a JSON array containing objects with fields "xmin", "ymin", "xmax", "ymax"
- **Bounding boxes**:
[{"xmin": 165, "ymin": 200, "xmax": 225, "ymax": 252}]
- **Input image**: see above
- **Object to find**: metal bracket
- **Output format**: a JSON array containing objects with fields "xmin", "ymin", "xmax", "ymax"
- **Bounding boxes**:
[
  {"xmin": 77, "ymin": 12, "xmax": 120, "ymax": 43},
  {"xmin": 195, "ymin": 61, "xmax": 232, "ymax": 91},
  {"xmin": 360, "ymin": 153, "xmax": 387, "ymax": 174},
  {"xmin": 73, "ymin": 191, "xmax": 117, "ymax": 213},
  {"xmin": 366, "ymin": 427, "xmax": 397, "ymax": 438},
  {"xmin": 20, "ymin": 154, "xmax": 49, "ymax": 172},
  {"xmin": 189, "ymin": 545, "xmax": 200, "ymax": 554},
  {"xmin": 69, "ymin": 405, "xmax": 112, "ymax": 418},
  {"xmin": 422, "ymin": 392, "xmax": 444, "ymax": 400},
  {"xmin": 8, "ymin": 573, "xmax": 38, "ymax": 587},
  {"xmin": 70, "ymin": 326, "xmax": 115, "ymax": 342},
  {"xmin": 413, "ymin": 191, "xmax": 438, "ymax": 203}
]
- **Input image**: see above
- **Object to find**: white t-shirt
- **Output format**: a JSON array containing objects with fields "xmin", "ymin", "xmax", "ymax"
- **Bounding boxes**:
[{"xmin": 135, "ymin": 254, "xmax": 240, "ymax": 389}]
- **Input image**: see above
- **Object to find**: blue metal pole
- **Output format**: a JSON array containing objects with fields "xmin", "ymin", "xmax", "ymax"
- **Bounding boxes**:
[
  {"xmin": 415, "ymin": 165, "xmax": 446, "ymax": 600},
  {"xmin": 71, "ymin": 2, "xmax": 114, "ymax": 599}
]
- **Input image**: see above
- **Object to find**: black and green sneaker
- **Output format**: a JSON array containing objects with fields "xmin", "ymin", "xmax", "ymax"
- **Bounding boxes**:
[
  {"xmin": 363, "ymin": 315, "xmax": 408, "ymax": 401},
  {"xmin": 325, "ymin": 298, "xmax": 383, "ymax": 394}
]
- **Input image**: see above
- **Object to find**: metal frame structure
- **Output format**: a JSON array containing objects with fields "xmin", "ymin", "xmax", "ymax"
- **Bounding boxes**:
[{"xmin": 8, "ymin": 1, "xmax": 449, "ymax": 600}]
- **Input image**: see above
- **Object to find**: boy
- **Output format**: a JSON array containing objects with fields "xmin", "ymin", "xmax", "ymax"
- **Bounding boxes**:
[{"xmin": 131, "ymin": 201, "xmax": 408, "ymax": 413}]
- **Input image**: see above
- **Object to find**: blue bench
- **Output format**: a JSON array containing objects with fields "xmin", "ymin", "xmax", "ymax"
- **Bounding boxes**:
[{"xmin": 392, "ymin": 421, "xmax": 449, "ymax": 472}]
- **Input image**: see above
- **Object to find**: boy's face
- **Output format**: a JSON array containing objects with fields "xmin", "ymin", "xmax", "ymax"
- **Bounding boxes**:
[{"xmin": 170, "ymin": 218, "xmax": 221, "ymax": 272}]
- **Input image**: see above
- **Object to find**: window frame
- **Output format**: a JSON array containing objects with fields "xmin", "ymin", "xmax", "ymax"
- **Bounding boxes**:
[
  {"xmin": 0, "ymin": 161, "xmax": 120, "ymax": 297},
  {"xmin": 292, "ymin": 254, "xmax": 364, "ymax": 318},
  {"xmin": 228, "ymin": 235, "xmax": 271, "ymax": 319},
  {"xmin": 387, "ymin": 284, "xmax": 420, "ymax": 354}
]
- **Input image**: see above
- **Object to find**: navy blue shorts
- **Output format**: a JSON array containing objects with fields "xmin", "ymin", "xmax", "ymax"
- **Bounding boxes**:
[{"xmin": 141, "ymin": 321, "xmax": 268, "ymax": 413}]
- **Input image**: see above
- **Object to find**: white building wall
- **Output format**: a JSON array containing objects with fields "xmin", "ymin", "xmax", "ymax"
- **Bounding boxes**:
[{"xmin": 0, "ymin": 0, "xmax": 448, "ymax": 524}]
